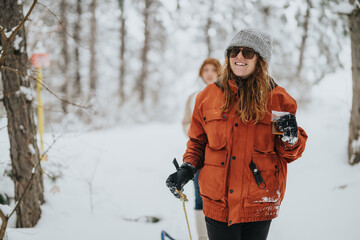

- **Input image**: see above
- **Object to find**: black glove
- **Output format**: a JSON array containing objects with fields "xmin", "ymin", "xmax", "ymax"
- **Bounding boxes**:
[
  {"xmin": 166, "ymin": 162, "xmax": 195, "ymax": 199},
  {"xmin": 276, "ymin": 113, "xmax": 298, "ymax": 145}
]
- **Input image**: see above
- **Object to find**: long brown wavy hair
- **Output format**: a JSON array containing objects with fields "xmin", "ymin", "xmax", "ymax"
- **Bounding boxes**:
[{"xmin": 219, "ymin": 56, "xmax": 272, "ymax": 123}]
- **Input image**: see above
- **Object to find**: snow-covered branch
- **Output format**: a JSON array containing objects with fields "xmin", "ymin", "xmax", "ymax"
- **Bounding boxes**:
[
  {"xmin": 0, "ymin": 26, "xmax": 7, "ymax": 43},
  {"xmin": 355, "ymin": 0, "xmax": 360, "ymax": 9},
  {"xmin": 334, "ymin": 1, "xmax": 359, "ymax": 15},
  {"xmin": 0, "ymin": 0, "xmax": 38, "ymax": 66}
]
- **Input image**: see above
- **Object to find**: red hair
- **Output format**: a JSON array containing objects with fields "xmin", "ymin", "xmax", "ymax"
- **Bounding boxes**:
[{"xmin": 198, "ymin": 58, "xmax": 222, "ymax": 78}]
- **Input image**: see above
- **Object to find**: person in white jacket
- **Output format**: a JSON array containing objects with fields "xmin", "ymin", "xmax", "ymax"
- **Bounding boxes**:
[{"xmin": 182, "ymin": 58, "xmax": 222, "ymax": 240}]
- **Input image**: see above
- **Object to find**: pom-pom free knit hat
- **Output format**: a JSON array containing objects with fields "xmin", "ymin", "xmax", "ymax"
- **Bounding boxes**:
[{"xmin": 225, "ymin": 28, "xmax": 273, "ymax": 63}]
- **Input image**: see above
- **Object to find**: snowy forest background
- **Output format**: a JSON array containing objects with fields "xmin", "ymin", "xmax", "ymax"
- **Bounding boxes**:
[
  {"xmin": 0, "ymin": 0, "xmax": 350, "ymax": 129},
  {"xmin": 1, "ymin": 0, "xmax": 360, "ymax": 239}
]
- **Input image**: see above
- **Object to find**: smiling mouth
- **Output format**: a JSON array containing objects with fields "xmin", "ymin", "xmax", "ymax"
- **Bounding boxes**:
[{"xmin": 235, "ymin": 63, "xmax": 247, "ymax": 66}]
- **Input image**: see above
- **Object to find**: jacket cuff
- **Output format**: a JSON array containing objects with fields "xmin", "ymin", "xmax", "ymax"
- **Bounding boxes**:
[{"xmin": 181, "ymin": 162, "xmax": 197, "ymax": 174}]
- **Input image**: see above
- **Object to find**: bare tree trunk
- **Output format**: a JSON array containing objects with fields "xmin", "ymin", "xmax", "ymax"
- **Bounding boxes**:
[
  {"xmin": 136, "ymin": 0, "xmax": 151, "ymax": 102},
  {"xmin": 74, "ymin": 0, "xmax": 82, "ymax": 96},
  {"xmin": 296, "ymin": 0, "xmax": 312, "ymax": 80},
  {"xmin": 59, "ymin": 0, "xmax": 69, "ymax": 113},
  {"xmin": 89, "ymin": 0, "xmax": 97, "ymax": 95},
  {"xmin": 118, "ymin": 0, "xmax": 126, "ymax": 103},
  {"xmin": 204, "ymin": 0, "xmax": 214, "ymax": 58},
  {"xmin": 348, "ymin": 2, "xmax": 360, "ymax": 165},
  {"xmin": 0, "ymin": 0, "xmax": 44, "ymax": 228}
]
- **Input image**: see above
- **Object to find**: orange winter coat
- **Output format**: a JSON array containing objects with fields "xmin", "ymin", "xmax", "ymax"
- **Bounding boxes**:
[{"xmin": 183, "ymin": 79, "xmax": 308, "ymax": 225}]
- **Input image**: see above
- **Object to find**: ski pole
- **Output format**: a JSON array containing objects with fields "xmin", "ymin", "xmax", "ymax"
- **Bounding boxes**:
[{"xmin": 173, "ymin": 158, "xmax": 192, "ymax": 240}]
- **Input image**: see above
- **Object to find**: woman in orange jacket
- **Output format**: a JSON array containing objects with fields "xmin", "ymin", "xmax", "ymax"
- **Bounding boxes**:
[{"xmin": 166, "ymin": 28, "xmax": 308, "ymax": 240}]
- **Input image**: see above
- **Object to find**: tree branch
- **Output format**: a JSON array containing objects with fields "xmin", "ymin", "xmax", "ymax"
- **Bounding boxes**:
[
  {"xmin": 1, "ymin": 65, "xmax": 89, "ymax": 110},
  {"xmin": 0, "ymin": 208, "xmax": 7, "ymax": 239},
  {"xmin": 37, "ymin": 1, "xmax": 88, "ymax": 48},
  {"xmin": 0, "ymin": 133, "xmax": 59, "ymax": 239},
  {"xmin": 8, "ymin": 135, "xmax": 60, "ymax": 219},
  {"xmin": 28, "ymin": 74, "xmax": 89, "ymax": 110},
  {"xmin": 8, "ymin": 0, "xmax": 38, "ymax": 44},
  {"xmin": 0, "ymin": 26, "xmax": 6, "ymax": 43},
  {"xmin": 0, "ymin": 0, "xmax": 38, "ymax": 66},
  {"xmin": 355, "ymin": 0, "xmax": 360, "ymax": 9},
  {"xmin": 0, "ymin": 208, "xmax": 5, "ymax": 222}
]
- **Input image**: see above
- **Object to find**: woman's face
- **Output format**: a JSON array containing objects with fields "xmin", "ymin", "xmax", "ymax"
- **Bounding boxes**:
[
  {"xmin": 201, "ymin": 64, "xmax": 218, "ymax": 85},
  {"xmin": 229, "ymin": 47, "xmax": 257, "ymax": 79}
]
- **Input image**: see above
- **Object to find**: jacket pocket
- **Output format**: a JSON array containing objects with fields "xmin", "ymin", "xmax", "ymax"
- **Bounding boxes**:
[
  {"xmin": 199, "ymin": 146, "xmax": 228, "ymax": 200},
  {"xmin": 245, "ymin": 152, "xmax": 281, "ymax": 207},
  {"xmin": 254, "ymin": 111, "xmax": 275, "ymax": 152},
  {"xmin": 203, "ymin": 109, "xmax": 227, "ymax": 150}
]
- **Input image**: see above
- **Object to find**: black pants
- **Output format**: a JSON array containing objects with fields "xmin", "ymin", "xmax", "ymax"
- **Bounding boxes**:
[{"xmin": 205, "ymin": 217, "xmax": 271, "ymax": 240}]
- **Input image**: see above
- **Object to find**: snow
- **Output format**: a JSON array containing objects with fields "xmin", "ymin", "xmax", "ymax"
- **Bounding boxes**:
[
  {"xmin": 0, "ymin": 1, "xmax": 356, "ymax": 238},
  {"xmin": 13, "ymin": 35, "xmax": 22, "ymax": 50},
  {"xmin": 333, "ymin": 2, "xmax": 356, "ymax": 14},
  {"xmin": 21, "ymin": 86, "xmax": 33, "ymax": 101},
  {"xmin": 28, "ymin": 143, "xmax": 36, "ymax": 155},
  {"xmin": 351, "ymin": 136, "xmax": 360, "ymax": 152},
  {"xmin": 15, "ymin": 86, "xmax": 33, "ymax": 101},
  {"xmin": 0, "ymin": 204, "xmax": 11, "ymax": 216},
  {"xmin": 281, "ymin": 135, "xmax": 298, "ymax": 145},
  {"xmin": 350, "ymin": 135, "xmax": 360, "ymax": 164},
  {"xmin": 4, "ymin": 26, "xmax": 17, "ymax": 38},
  {"xmin": 0, "ymin": 67, "xmax": 359, "ymax": 239},
  {"xmin": 254, "ymin": 190, "xmax": 281, "ymax": 203}
]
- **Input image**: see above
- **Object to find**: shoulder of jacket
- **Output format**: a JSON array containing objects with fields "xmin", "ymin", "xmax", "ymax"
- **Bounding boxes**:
[
  {"xmin": 185, "ymin": 91, "xmax": 197, "ymax": 106},
  {"xmin": 273, "ymin": 86, "xmax": 296, "ymax": 102},
  {"xmin": 197, "ymin": 82, "xmax": 221, "ymax": 98},
  {"xmin": 271, "ymin": 85, "xmax": 298, "ymax": 113},
  {"xmin": 187, "ymin": 91, "xmax": 198, "ymax": 100}
]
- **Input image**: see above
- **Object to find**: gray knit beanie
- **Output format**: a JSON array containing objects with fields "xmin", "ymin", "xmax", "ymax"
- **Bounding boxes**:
[{"xmin": 225, "ymin": 28, "xmax": 273, "ymax": 63}]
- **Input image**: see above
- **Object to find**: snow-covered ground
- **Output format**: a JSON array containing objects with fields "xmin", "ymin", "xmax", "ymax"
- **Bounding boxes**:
[{"xmin": 1, "ymin": 68, "xmax": 360, "ymax": 240}]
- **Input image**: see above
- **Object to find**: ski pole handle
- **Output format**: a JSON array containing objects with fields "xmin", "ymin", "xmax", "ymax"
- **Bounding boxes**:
[{"xmin": 173, "ymin": 158, "xmax": 180, "ymax": 171}]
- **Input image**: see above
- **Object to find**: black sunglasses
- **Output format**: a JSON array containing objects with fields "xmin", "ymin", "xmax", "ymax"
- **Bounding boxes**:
[{"xmin": 227, "ymin": 47, "xmax": 257, "ymax": 59}]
